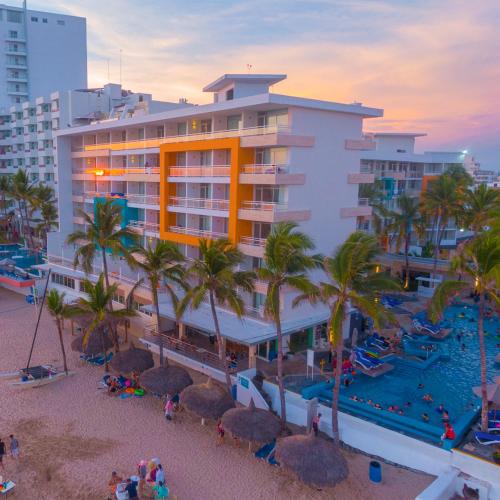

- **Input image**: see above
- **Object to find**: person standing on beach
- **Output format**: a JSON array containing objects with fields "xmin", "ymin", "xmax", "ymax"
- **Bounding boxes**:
[
  {"xmin": 164, "ymin": 397, "xmax": 174, "ymax": 421},
  {"xmin": 0, "ymin": 438, "xmax": 5, "ymax": 469},
  {"xmin": 312, "ymin": 413, "xmax": 321, "ymax": 437},
  {"xmin": 155, "ymin": 463, "xmax": 165, "ymax": 485},
  {"xmin": 9, "ymin": 435, "xmax": 19, "ymax": 459}
]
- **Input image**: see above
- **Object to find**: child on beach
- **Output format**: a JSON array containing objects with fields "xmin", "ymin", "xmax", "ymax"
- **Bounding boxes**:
[
  {"xmin": 9, "ymin": 434, "xmax": 19, "ymax": 459},
  {"xmin": 164, "ymin": 398, "xmax": 174, "ymax": 421},
  {"xmin": 216, "ymin": 420, "xmax": 225, "ymax": 446}
]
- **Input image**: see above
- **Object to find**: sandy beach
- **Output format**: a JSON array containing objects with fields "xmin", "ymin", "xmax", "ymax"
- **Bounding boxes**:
[{"xmin": 0, "ymin": 288, "xmax": 434, "ymax": 499}]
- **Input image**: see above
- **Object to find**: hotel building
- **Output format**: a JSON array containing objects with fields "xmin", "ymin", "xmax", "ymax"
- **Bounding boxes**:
[{"xmin": 46, "ymin": 74, "xmax": 382, "ymax": 371}]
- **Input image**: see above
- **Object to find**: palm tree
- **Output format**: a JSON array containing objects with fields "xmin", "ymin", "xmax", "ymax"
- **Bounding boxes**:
[
  {"xmin": 295, "ymin": 232, "xmax": 400, "ymax": 444},
  {"xmin": 35, "ymin": 200, "xmax": 58, "ymax": 247},
  {"xmin": 258, "ymin": 222, "xmax": 319, "ymax": 426},
  {"xmin": 428, "ymin": 233, "xmax": 500, "ymax": 431},
  {"xmin": 0, "ymin": 175, "xmax": 12, "ymax": 217},
  {"xmin": 128, "ymin": 240, "xmax": 187, "ymax": 366},
  {"xmin": 463, "ymin": 184, "xmax": 500, "ymax": 233},
  {"xmin": 74, "ymin": 274, "xmax": 137, "ymax": 371},
  {"xmin": 66, "ymin": 199, "xmax": 138, "ymax": 349},
  {"xmin": 178, "ymin": 239, "xmax": 255, "ymax": 393},
  {"xmin": 384, "ymin": 195, "xmax": 420, "ymax": 289},
  {"xmin": 9, "ymin": 169, "xmax": 35, "ymax": 248},
  {"xmin": 421, "ymin": 175, "xmax": 461, "ymax": 274},
  {"xmin": 46, "ymin": 289, "xmax": 80, "ymax": 374}
]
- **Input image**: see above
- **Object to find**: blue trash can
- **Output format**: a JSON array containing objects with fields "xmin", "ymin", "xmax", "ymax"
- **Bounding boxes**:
[{"xmin": 369, "ymin": 460, "xmax": 381, "ymax": 483}]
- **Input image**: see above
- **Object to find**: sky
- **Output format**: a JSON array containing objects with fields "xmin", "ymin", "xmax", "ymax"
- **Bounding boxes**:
[{"xmin": 24, "ymin": 0, "xmax": 500, "ymax": 169}]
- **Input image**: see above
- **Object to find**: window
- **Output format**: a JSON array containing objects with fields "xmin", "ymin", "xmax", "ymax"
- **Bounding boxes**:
[
  {"xmin": 226, "ymin": 115, "xmax": 241, "ymax": 130},
  {"xmin": 51, "ymin": 273, "xmax": 75, "ymax": 289},
  {"xmin": 200, "ymin": 119, "xmax": 212, "ymax": 133},
  {"xmin": 177, "ymin": 122, "xmax": 187, "ymax": 136},
  {"xmin": 257, "ymin": 109, "xmax": 288, "ymax": 128},
  {"xmin": 8, "ymin": 10, "xmax": 23, "ymax": 23},
  {"xmin": 42, "ymin": 18, "xmax": 48, "ymax": 23},
  {"xmin": 57, "ymin": 20, "xmax": 65, "ymax": 26},
  {"xmin": 255, "ymin": 185, "xmax": 283, "ymax": 203},
  {"xmin": 112, "ymin": 292, "xmax": 125, "ymax": 304},
  {"xmin": 9, "ymin": 30, "xmax": 18, "ymax": 38},
  {"xmin": 156, "ymin": 126, "xmax": 164, "ymax": 138},
  {"xmin": 44, "ymin": 173, "xmax": 54, "ymax": 181},
  {"xmin": 226, "ymin": 88, "xmax": 234, "ymax": 100},
  {"xmin": 31, "ymin": 16, "xmax": 38, "ymax": 22},
  {"xmin": 199, "ymin": 150, "xmax": 212, "ymax": 166}
]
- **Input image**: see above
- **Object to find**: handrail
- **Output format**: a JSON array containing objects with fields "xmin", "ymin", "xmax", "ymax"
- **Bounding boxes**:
[
  {"xmin": 240, "ymin": 164, "xmax": 289, "ymax": 174},
  {"xmin": 240, "ymin": 236, "xmax": 266, "ymax": 246},
  {"xmin": 127, "ymin": 220, "xmax": 160, "ymax": 232},
  {"xmin": 358, "ymin": 198, "xmax": 370, "ymax": 206},
  {"xmin": 241, "ymin": 201, "xmax": 288, "ymax": 211},
  {"xmin": 169, "ymin": 226, "xmax": 228, "ymax": 239},
  {"xmin": 72, "ymin": 166, "xmax": 160, "ymax": 175},
  {"xmin": 168, "ymin": 165, "xmax": 231, "ymax": 177},
  {"xmin": 73, "ymin": 125, "xmax": 290, "ymax": 152},
  {"xmin": 83, "ymin": 192, "xmax": 160, "ymax": 205},
  {"xmin": 168, "ymin": 196, "xmax": 229, "ymax": 211}
]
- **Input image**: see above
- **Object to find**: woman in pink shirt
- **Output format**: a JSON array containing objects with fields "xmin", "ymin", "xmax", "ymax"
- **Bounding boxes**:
[{"xmin": 164, "ymin": 398, "xmax": 174, "ymax": 421}]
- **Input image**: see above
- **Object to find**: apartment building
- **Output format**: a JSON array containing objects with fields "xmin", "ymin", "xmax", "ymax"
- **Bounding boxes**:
[
  {"xmin": 0, "ymin": 2, "xmax": 86, "ymax": 111},
  {"xmin": 0, "ymin": 83, "xmax": 185, "ymax": 187},
  {"xmin": 46, "ymin": 73, "xmax": 382, "ymax": 370}
]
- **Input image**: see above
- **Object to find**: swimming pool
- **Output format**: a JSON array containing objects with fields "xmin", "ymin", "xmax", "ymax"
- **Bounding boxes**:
[
  {"xmin": 289, "ymin": 303, "xmax": 498, "ymax": 447},
  {"xmin": 0, "ymin": 243, "xmax": 43, "ymax": 269}
]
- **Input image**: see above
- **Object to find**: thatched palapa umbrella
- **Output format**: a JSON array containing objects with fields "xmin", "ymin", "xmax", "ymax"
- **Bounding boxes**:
[
  {"xmin": 181, "ymin": 378, "xmax": 234, "ymax": 422},
  {"xmin": 110, "ymin": 342, "xmax": 154, "ymax": 374},
  {"xmin": 275, "ymin": 433, "xmax": 348, "ymax": 488},
  {"xmin": 222, "ymin": 399, "xmax": 281, "ymax": 446},
  {"xmin": 71, "ymin": 328, "xmax": 113, "ymax": 356},
  {"xmin": 140, "ymin": 365, "xmax": 193, "ymax": 396}
]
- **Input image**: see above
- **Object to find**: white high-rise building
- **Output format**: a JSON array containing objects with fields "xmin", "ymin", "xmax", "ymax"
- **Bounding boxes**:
[{"xmin": 0, "ymin": 2, "xmax": 87, "ymax": 111}]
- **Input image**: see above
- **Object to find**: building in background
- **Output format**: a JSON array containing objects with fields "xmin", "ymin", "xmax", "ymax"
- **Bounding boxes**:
[
  {"xmin": 0, "ymin": 2, "xmax": 87, "ymax": 111},
  {"xmin": 45, "ymin": 73, "xmax": 382, "ymax": 371},
  {"xmin": 0, "ymin": 83, "xmax": 188, "ymax": 187}
]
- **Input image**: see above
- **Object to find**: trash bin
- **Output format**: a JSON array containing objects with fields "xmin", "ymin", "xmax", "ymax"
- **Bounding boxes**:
[{"xmin": 369, "ymin": 460, "xmax": 381, "ymax": 483}]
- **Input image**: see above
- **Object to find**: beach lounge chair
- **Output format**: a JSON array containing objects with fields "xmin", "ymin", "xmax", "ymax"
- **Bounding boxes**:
[
  {"xmin": 255, "ymin": 440, "xmax": 276, "ymax": 460},
  {"xmin": 474, "ymin": 431, "xmax": 500, "ymax": 445},
  {"xmin": 353, "ymin": 349, "xmax": 378, "ymax": 370}
]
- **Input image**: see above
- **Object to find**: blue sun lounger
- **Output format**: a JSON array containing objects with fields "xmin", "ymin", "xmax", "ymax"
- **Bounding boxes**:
[
  {"xmin": 475, "ymin": 431, "xmax": 500, "ymax": 445},
  {"xmin": 255, "ymin": 440, "xmax": 276, "ymax": 460}
]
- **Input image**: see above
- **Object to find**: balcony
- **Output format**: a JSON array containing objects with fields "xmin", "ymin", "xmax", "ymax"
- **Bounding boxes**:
[
  {"xmin": 347, "ymin": 172, "xmax": 375, "ymax": 184},
  {"xmin": 168, "ymin": 165, "xmax": 231, "ymax": 180},
  {"xmin": 168, "ymin": 196, "xmax": 229, "ymax": 214},
  {"xmin": 74, "ymin": 125, "xmax": 313, "ymax": 153},
  {"xmin": 340, "ymin": 198, "xmax": 373, "ymax": 218},
  {"xmin": 238, "ymin": 236, "xmax": 266, "ymax": 258},
  {"xmin": 127, "ymin": 220, "xmax": 160, "ymax": 235},
  {"xmin": 83, "ymin": 192, "xmax": 160, "ymax": 207},
  {"xmin": 238, "ymin": 201, "xmax": 311, "ymax": 223},
  {"xmin": 239, "ymin": 164, "xmax": 305, "ymax": 185},
  {"xmin": 72, "ymin": 166, "xmax": 160, "ymax": 179},
  {"xmin": 169, "ymin": 226, "xmax": 228, "ymax": 240}
]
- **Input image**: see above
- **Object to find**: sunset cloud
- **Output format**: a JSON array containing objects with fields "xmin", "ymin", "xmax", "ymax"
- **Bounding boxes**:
[{"xmin": 25, "ymin": 0, "xmax": 500, "ymax": 168}]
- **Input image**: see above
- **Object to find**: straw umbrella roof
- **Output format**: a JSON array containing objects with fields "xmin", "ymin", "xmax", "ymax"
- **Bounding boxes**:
[
  {"xmin": 222, "ymin": 399, "xmax": 281, "ymax": 443},
  {"xmin": 139, "ymin": 365, "xmax": 193, "ymax": 396},
  {"xmin": 110, "ymin": 342, "xmax": 154, "ymax": 374},
  {"xmin": 71, "ymin": 329, "xmax": 113, "ymax": 356},
  {"xmin": 275, "ymin": 433, "xmax": 348, "ymax": 488},
  {"xmin": 181, "ymin": 378, "xmax": 234, "ymax": 420}
]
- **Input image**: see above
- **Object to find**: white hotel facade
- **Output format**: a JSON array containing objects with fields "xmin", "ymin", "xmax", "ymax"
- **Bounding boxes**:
[{"xmin": 46, "ymin": 74, "xmax": 382, "ymax": 368}]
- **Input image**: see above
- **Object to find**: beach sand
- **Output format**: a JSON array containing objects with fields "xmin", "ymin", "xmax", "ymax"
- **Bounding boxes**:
[{"xmin": 0, "ymin": 288, "xmax": 434, "ymax": 499}]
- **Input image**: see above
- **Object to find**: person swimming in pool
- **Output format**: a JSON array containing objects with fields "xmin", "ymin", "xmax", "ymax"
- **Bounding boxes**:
[
  {"xmin": 442, "ymin": 410, "xmax": 450, "ymax": 423},
  {"xmin": 423, "ymin": 394, "xmax": 433, "ymax": 403},
  {"xmin": 397, "ymin": 410, "xmax": 404, "ymax": 416},
  {"xmin": 374, "ymin": 403, "xmax": 382, "ymax": 410},
  {"xmin": 417, "ymin": 383, "xmax": 424, "ymax": 389},
  {"xmin": 436, "ymin": 404, "xmax": 445, "ymax": 414},
  {"xmin": 422, "ymin": 413, "xmax": 430, "ymax": 422}
]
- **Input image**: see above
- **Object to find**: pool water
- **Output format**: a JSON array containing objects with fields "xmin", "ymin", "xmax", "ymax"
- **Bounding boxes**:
[
  {"xmin": 0, "ymin": 244, "xmax": 42, "ymax": 269},
  {"xmin": 292, "ymin": 303, "xmax": 499, "ymax": 445}
]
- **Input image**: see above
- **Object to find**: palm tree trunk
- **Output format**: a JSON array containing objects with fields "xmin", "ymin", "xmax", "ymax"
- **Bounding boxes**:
[
  {"xmin": 477, "ymin": 294, "xmax": 488, "ymax": 432},
  {"xmin": 24, "ymin": 202, "xmax": 35, "ymax": 250},
  {"xmin": 17, "ymin": 200, "xmax": 26, "ymax": 245},
  {"xmin": 102, "ymin": 248, "xmax": 120, "ymax": 352},
  {"xmin": 432, "ymin": 216, "xmax": 445, "ymax": 275},
  {"xmin": 153, "ymin": 285, "xmax": 164, "ymax": 367},
  {"xmin": 331, "ymin": 328, "xmax": 343, "ymax": 446},
  {"xmin": 56, "ymin": 318, "xmax": 69, "ymax": 374},
  {"xmin": 404, "ymin": 233, "xmax": 410, "ymax": 289},
  {"xmin": 275, "ymin": 307, "xmax": 287, "ymax": 428},
  {"xmin": 208, "ymin": 290, "xmax": 232, "ymax": 395},
  {"xmin": 101, "ymin": 327, "xmax": 109, "ymax": 373}
]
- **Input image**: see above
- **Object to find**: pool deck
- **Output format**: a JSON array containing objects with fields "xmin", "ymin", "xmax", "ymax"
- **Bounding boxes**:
[{"xmin": 356, "ymin": 362, "xmax": 395, "ymax": 377}]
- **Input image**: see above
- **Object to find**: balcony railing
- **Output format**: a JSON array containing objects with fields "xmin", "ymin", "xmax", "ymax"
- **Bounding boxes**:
[
  {"xmin": 169, "ymin": 226, "xmax": 228, "ymax": 239},
  {"xmin": 168, "ymin": 196, "xmax": 229, "ymax": 211},
  {"xmin": 83, "ymin": 192, "xmax": 160, "ymax": 205},
  {"xmin": 168, "ymin": 165, "xmax": 230, "ymax": 177},
  {"xmin": 241, "ymin": 201, "xmax": 288, "ymax": 211},
  {"xmin": 73, "ymin": 125, "xmax": 290, "ymax": 152},
  {"xmin": 240, "ymin": 236, "xmax": 266, "ymax": 247},
  {"xmin": 358, "ymin": 198, "xmax": 370, "ymax": 206},
  {"xmin": 72, "ymin": 166, "xmax": 159, "ymax": 175},
  {"xmin": 240, "ymin": 164, "xmax": 289, "ymax": 175},
  {"xmin": 127, "ymin": 220, "xmax": 160, "ymax": 233}
]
